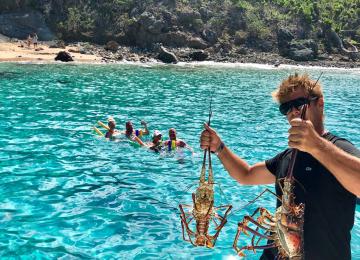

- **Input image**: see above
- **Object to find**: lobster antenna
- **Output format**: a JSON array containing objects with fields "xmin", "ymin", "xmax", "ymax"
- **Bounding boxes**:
[
  {"xmin": 208, "ymin": 88, "xmax": 213, "ymax": 126},
  {"xmin": 288, "ymin": 72, "xmax": 324, "ymax": 180},
  {"xmin": 200, "ymin": 87, "xmax": 214, "ymax": 182},
  {"xmin": 309, "ymin": 72, "xmax": 323, "ymax": 96}
]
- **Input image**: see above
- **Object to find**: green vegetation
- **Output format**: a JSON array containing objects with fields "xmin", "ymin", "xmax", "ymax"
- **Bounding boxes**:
[{"xmin": 1, "ymin": 0, "xmax": 359, "ymax": 47}]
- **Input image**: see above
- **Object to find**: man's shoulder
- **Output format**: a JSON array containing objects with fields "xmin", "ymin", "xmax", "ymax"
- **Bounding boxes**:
[{"xmin": 325, "ymin": 132, "xmax": 360, "ymax": 157}]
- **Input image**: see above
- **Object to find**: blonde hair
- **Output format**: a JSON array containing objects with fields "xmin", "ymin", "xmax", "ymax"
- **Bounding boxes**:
[{"xmin": 272, "ymin": 73, "xmax": 323, "ymax": 104}]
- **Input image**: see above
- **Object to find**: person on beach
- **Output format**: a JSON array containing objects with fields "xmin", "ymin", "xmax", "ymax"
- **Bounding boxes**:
[
  {"xmin": 32, "ymin": 33, "xmax": 38, "ymax": 49},
  {"xmin": 200, "ymin": 73, "xmax": 360, "ymax": 259},
  {"xmin": 125, "ymin": 121, "xmax": 148, "ymax": 146},
  {"xmin": 146, "ymin": 130, "xmax": 164, "ymax": 152},
  {"xmin": 164, "ymin": 128, "xmax": 193, "ymax": 153},
  {"xmin": 26, "ymin": 34, "xmax": 32, "ymax": 48},
  {"xmin": 104, "ymin": 117, "xmax": 121, "ymax": 140}
]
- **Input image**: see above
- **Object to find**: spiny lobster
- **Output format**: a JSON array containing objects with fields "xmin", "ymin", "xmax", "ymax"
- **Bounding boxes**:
[{"xmin": 179, "ymin": 96, "xmax": 232, "ymax": 248}]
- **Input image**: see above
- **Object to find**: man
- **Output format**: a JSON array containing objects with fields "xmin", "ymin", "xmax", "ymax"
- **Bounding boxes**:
[
  {"xmin": 200, "ymin": 74, "xmax": 360, "ymax": 259},
  {"xmin": 164, "ymin": 128, "xmax": 190, "ymax": 151}
]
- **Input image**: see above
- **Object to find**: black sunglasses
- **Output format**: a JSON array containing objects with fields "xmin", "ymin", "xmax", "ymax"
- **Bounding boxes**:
[{"xmin": 279, "ymin": 96, "xmax": 319, "ymax": 115}]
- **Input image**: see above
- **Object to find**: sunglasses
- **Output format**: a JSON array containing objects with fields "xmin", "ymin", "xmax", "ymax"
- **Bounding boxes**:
[{"xmin": 279, "ymin": 96, "xmax": 319, "ymax": 115}]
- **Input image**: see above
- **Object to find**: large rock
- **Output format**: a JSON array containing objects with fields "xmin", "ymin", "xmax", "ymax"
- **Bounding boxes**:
[
  {"xmin": 0, "ymin": 11, "xmax": 54, "ymax": 40},
  {"xmin": 55, "ymin": 51, "xmax": 74, "ymax": 62},
  {"xmin": 105, "ymin": 40, "xmax": 119, "ymax": 52},
  {"xmin": 159, "ymin": 31, "xmax": 188, "ymax": 47},
  {"xmin": 288, "ymin": 39, "xmax": 318, "ymax": 61},
  {"xmin": 289, "ymin": 48, "xmax": 314, "ymax": 61},
  {"xmin": 188, "ymin": 37, "xmax": 207, "ymax": 49},
  {"xmin": 49, "ymin": 40, "xmax": 66, "ymax": 49},
  {"xmin": 157, "ymin": 46, "xmax": 178, "ymax": 64},
  {"xmin": 277, "ymin": 28, "xmax": 318, "ymax": 61},
  {"xmin": 202, "ymin": 29, "xmax": 218, "ymax": 44},
  {"xmin": 277, "ymin": 28, "xmax": 294, "ymax": 56},
  {"xmin": 137, "ymin": 12, "xmax": 166, "ymax": 34},
  {"xmin": 189, "ymin": 50, "xmax": 208, "ymax": 61},
  {"xmin": 177, "ymin": 9, "xmax": 201, "ymax": 25}
]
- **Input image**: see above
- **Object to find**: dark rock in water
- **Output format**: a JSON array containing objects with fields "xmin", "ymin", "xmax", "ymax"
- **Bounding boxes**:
[
  {"xmin": 55, "ymin": 51, "xmax": 74, "ymax": 62},
  {"xmin": 0, "ymin": 11, "xmax": 54, "ymax": 40},
  {"xmin": 105, "ymin": 41, "xmax": 119, "ymax": 52},
  {"xmin": 157, "ymin": 46, "xmax": 178, "ymax": 64},
  {"xmin": 189, "ymin": 50, "xmax": 208, "ymax": 61}
]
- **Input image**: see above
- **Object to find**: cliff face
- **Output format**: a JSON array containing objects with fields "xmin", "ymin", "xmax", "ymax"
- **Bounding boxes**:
[{"xmin": 0, "ymin": 0, "xmax": 359, "ymax": 61}]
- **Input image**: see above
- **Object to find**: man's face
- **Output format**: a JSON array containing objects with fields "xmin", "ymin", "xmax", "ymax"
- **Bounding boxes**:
[
  {"xmin": 282, "ymin": 89, "xmax": 322, "ymax": 124},
  {"xmin": 169, "ymin": 129, "xmax": 176, "ymax": 140}
]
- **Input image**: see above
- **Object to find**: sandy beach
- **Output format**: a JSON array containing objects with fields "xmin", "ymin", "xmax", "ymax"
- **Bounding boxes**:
[{"xmin": 0, "ymin": 41, "xmax": 101, "ymax": 63}]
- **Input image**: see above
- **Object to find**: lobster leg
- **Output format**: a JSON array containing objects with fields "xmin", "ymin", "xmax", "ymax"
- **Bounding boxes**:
[
  {"xmin": 239, "ymin": 242, "xmax": 277, "ymax": 256},
  {"xmin": 233, "ymin": 219, "xmax": 273, "ymax": 256},
  {"xmin": 179, "ymin": 204, "xmax": 197, "ymax": 245}
]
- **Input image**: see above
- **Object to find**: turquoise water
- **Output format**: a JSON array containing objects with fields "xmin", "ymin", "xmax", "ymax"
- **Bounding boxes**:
[{"xmin": 0, "ymin": 63, "xmax": 359, "ymax": 259}]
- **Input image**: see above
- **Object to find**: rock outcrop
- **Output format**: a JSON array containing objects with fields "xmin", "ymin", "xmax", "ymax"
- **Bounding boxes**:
[
  {"xmin": 189, "ymin": 50, "xmax": 208, "ymax": 61},
  {"xmin": 0, "ymin": 11, "xmax": 54, "ymax": 40},
  {"xmin": 55, "ymin": 51, "xmax": 74, "ymax": 62},
  {"xmin": 157, "ymin": 46, "xmax": 178, "ymax": 63},
  {"xmin": 105, "ymin": 41, "xmax": 119, "ymax": 52},
  {"xmin": 277, "ymin": 28, "xmax": 318, "ymax": 61}
]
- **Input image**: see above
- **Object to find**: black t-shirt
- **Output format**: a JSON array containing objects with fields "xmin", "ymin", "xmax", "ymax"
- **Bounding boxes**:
[{"xmin": 261, "ymin": 132, "xmax": 360, "ymax": 260}]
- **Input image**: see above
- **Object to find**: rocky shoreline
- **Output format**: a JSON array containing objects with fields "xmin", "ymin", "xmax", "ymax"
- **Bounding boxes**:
[
  {"xmin": 64, "ymin": 41, "xmax": 360, "ymax": 69},
  {"xmin": 1, "ymin": 36, "xmax": 359, "ymax": 69}
]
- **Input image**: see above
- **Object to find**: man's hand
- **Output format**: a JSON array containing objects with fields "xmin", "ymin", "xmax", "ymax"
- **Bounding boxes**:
[
  {"xmin": 288, "ymin": 118, "xmax": 322, "ymax": 153},
  {"xmin": 200, "ymin": 123, "xmax": 222, "ymax": 152}
]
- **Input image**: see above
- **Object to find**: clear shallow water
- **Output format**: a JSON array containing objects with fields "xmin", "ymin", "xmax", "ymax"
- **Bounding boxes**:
[{"xmin": 0, "ymin": 63, "xmax": 359, "ymax": 259}]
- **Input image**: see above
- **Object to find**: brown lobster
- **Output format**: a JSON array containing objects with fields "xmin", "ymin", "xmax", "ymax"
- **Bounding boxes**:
[
  {"xmin": 179, "ymin": 97, "xmax": 232, "ymax": 248},
  {"xmin": 232, "ymin": 74, "xmax": 322, "ymax": 259}
]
